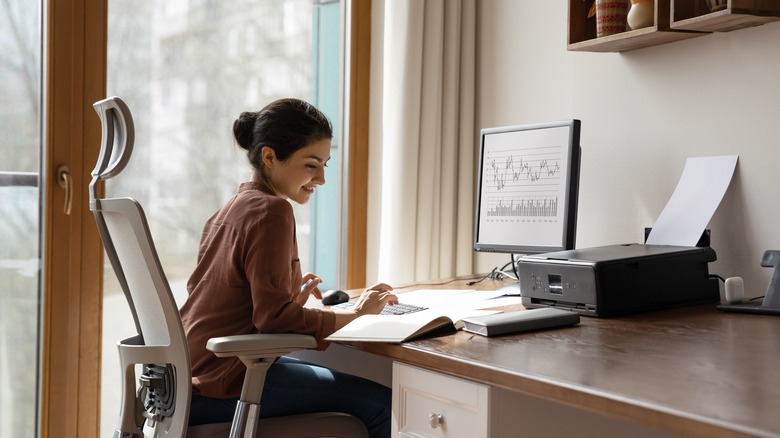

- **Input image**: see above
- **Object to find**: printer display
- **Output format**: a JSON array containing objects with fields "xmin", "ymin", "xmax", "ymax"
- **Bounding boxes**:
[{"xmin": 517, "ymin": 244, "xmax": 719, "ymax": 317}]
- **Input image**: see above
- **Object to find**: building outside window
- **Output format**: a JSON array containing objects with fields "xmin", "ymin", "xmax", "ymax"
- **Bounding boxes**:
[{"xmin": 0, "ymin": 1, "xmax": 41, "ymax": 437}]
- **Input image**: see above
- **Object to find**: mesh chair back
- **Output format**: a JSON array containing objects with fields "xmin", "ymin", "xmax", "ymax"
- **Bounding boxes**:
[{"xmin": 91, "ymin": 96, "xmax": 191, "ymax": 438}]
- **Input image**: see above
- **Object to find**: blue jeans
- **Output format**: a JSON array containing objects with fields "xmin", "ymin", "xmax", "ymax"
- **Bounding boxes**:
[{"xmin": 189, "ymin": 357, "xmax": 391, "ymax": 438}]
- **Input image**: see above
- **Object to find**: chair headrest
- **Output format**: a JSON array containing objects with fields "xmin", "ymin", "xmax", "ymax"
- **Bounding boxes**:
[{"xmin": 90, "ymin": 96, "xmax": 135, "ymax": 207}]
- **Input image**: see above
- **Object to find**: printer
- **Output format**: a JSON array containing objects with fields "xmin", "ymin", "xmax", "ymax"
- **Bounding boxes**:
[{"xmin": 517, "ymin": 243, "xmax": 719, "ymax": 317}]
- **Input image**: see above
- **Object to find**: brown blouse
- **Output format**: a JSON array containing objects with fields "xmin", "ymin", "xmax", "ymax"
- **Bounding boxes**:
[{"xmin": 180, "ymin": 181, "xmax": 336, "ymax": 398}]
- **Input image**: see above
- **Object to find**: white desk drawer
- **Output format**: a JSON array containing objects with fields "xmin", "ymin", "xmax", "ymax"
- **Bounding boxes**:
[{"xmin": 392, "ymin": 362, "xmax": 490, "ymax": 438}]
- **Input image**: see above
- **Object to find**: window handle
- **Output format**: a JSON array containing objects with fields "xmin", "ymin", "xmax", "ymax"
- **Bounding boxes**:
[{"xmin": 57, "ymin": 165, "xmax": 72, "ymax": 215}]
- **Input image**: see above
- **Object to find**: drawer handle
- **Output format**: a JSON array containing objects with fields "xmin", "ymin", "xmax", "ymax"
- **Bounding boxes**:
[{"xmin": 429, "ymin": 413, "xmax": 444, "ymax": 429}]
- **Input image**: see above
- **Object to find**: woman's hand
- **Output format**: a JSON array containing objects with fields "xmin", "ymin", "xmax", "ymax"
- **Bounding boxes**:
[
  {"xmin": 350, "ymin": 283, "xmax": 397, "ymax": 316},
  {"xmin": 329, "ymin": 282, "xmax": 397, "ymax": 331},
  {"xmin": 296, "ymin": 273, "xmax": 322, "ymax": 305}
]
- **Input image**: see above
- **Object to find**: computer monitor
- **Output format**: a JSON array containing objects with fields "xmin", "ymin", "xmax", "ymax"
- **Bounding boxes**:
[{"xmin": 474, "ymin": 119, "xmax": 581, "ymax": 255}]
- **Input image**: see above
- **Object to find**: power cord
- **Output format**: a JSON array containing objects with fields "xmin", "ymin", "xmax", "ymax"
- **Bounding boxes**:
[
  {"xmin": 396, "ymin": 255, "xmax": 522, "ymax": 288},
  {"xmin": 710, "ymin": 274, "xmax": 764, "ymax": 302},
  {"xmin": 394, "ymin": 276, "xmax": 480, "ymax": 290},
  {"xmin": 466, "ymin": 268, "xmax": 497, "ymax": 286},
  {"xmin": 467, "ymin": 256, "xmax": 520, "ymax": 286}
]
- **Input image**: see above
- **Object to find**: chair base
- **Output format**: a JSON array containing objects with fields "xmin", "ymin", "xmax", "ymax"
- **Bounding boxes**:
[{"xmin": 187, "ymin": 412, "xmax": 368, "ymax": 438}]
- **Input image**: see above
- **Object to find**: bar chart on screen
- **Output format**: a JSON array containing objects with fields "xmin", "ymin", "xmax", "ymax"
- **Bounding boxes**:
[
  {"xmin": 486, "ymin": 196, "xmax": 559, "ymax": 218},
  {"xmin": 483, "ymin": 144, "xmax": 564, "ymax": 221}
]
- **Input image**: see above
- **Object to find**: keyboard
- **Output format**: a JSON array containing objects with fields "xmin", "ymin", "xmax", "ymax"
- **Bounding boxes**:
[{"xmin": 332, "ymin": 301, "xmax": 429, "ymax": 316}]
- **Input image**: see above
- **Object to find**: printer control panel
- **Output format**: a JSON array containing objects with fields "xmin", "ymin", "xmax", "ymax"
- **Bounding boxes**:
[
  {"xmin": 546, "ymin": 273, "xmax": 563, "ymax": 295},
  {"xmin": 519, "ymin": 262, "xmax": 598, "ymax": 314}
]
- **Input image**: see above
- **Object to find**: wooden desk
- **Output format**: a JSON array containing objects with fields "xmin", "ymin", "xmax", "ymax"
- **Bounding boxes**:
[{"xmin": 342, "ymin": 278, "xmax": 780, "ymax": 438}]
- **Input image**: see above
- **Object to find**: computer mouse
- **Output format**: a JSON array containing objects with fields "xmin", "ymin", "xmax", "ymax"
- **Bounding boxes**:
[{"xmin": 321, "ymin": 289, "xmax": 350, "ymax": 306}]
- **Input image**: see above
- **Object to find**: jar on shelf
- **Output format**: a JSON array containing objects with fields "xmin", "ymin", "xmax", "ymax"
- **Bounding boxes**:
[{"xmin": 595, "ymin": 0, "xmax": 629, "ymax": 37}]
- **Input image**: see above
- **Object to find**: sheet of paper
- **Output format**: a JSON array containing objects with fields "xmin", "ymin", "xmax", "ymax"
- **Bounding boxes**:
[
  {"xmin": 646, "ymin": 155, "xmax": 738, "ymax": 246},
  {"xmin": 472, "ymin": 294, "xmax": 525, "ymax": 309},
  {"xmin": 398, "ymin": 288, "xmax": 506, "ymax": 310}
]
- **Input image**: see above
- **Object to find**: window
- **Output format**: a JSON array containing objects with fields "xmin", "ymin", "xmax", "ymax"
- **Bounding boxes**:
[
  {"xmin": 102, "ymin": 1, "xmax": 342, "ymax": 434},
  {"xmin": 0, "ymin": 1, "xmax": 41, "ymax": 437}
]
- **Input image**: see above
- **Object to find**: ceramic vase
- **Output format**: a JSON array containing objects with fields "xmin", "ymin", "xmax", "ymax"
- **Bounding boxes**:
[{"xmin": 627, "ymin": 0, "xmax": 654, "ymax": 30}]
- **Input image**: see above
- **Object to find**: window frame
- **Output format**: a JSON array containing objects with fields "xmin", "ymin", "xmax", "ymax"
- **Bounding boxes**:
[
  {"xmin": 40, "ymin": 0, "xmax": 107, "ymax": 436},
  {"xmin": 344, "ymin": 0, "xmax": 370, "ymax": 289}
]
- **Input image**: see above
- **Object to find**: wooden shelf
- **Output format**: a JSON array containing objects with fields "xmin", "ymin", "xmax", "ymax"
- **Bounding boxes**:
[
  {"xmin": 568, "ymin": 0, "xmax": 705, "ymax": 52},
  {"xmin": 567, "ymin": 26, "xmax": 703, "ymax": 52},
  {"xmin": 671, "ymin": 0, "xmax": 780, "ymax": 32},
  {"xmin": 568, "ymin": 0, "xmax": 779, "ymax": 52}
]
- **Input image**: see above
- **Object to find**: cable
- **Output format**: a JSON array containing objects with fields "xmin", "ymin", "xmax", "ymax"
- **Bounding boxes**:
[
  {"xmin": 466, "ymin": 268, "xmax": 497, "ymax": 286},
  {"xmin": 394, "ymin": 275, "xmax": 483, "ymax": 290},
  {"xmin": 710, "ymin": 274, "xmax": 726, "ymax": 283},
  {"xmin": 499, "ymin": 259, "xmax": 514, "ymax": 272},
  {"xmin": 710, "ymin": 273, "xmax": 765, "ymax": 301},
  {"xmin": 399, "ymin": 254, "xmax": 522, "ymax": 289}
]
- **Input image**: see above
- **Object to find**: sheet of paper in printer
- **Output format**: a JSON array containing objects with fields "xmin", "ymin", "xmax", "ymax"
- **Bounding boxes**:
[{"xmin": 646, "ymin": 155, "xmax": 738, "ymax": 246}]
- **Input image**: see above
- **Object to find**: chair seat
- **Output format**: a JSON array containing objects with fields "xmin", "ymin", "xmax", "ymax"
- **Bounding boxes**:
[{"xmin": 187, "ymin": 412, "xmax": 368, "ymax": 438}]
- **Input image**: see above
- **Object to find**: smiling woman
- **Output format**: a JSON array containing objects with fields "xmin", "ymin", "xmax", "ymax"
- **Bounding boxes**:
[{"xmin": 179, "ymin": 99, "xmax": 394, "ymax": 435}]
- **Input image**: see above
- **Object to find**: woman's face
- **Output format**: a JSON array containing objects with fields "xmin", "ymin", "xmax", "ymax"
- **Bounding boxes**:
[{"xmin": 262, "ymin": 138, "xmax": 331, "ymax": 204}]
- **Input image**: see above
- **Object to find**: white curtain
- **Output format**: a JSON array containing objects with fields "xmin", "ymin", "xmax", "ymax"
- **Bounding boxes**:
[{"xmin": 371, "ymin": 0, "xmax": 476, "ymax": 283}]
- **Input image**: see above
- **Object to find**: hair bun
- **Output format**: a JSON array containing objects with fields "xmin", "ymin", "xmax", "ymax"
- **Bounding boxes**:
[{"xmin": 233, "ymin": 111, "xmax": 258, "ymax": 150}]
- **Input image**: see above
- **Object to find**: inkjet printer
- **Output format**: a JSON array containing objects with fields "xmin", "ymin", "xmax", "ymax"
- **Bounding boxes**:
[{"xmin": 517, "ymin": 244, "xmax": 719, "ymax": 317}]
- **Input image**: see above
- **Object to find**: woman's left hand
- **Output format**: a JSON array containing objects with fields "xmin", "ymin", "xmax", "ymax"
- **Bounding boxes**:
[{"xmin": 296, "ymin": 273, "xmax": 322, "ymax": 305}]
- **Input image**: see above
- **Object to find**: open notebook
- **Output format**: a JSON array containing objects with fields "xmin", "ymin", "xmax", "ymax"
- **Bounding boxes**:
[{"xmin": 324, "ymin": 289, "xmax": 510, "ymax": 343}]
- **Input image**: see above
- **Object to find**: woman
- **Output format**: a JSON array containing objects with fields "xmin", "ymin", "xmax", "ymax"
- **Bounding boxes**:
[{"xmin": 180, "ymin": 98, "xmax": 396, "ymax": 437}]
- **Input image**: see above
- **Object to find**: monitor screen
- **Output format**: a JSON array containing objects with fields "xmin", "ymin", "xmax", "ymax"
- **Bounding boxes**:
[{"xmin": 474, "ymin": 119, "xmax": 581, "ymax": 254}]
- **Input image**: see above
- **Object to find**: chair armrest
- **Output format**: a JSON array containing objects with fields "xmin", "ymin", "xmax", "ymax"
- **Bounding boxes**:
[{"xmin": 206, "ymin": 333, "xmax": 318, "ymax": 358}]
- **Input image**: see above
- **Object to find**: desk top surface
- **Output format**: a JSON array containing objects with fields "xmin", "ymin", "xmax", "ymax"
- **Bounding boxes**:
[{"xmin": 345, "ymin": 278, "xmax": 780, "ymax": 438}]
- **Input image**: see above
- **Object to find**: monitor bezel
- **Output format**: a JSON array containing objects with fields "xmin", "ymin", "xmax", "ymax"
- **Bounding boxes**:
[{"xmin": 473, "ymin": 119, "xmax": 581, "ymax": 255}]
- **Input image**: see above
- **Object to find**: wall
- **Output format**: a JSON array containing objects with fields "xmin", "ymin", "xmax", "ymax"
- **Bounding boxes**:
[{"xmin": 476, "ymin": 1, "xmax": 780, "ymax": 299}]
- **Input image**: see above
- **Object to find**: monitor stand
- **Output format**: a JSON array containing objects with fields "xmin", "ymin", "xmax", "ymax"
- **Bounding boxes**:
[{"xmin": 717, "ymin": 250, "xmax": 780, "ymax": 315}]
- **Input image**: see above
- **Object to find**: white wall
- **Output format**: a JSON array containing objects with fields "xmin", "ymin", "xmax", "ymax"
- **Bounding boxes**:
[{"xmin": 475, "ymin": 1, "xmax": 780, "ymax": 299}]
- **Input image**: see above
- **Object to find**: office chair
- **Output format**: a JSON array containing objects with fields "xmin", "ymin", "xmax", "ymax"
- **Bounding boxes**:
[{"xmin": 90, "ymin": 96, "xmax": 369, "ymax": 438}]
